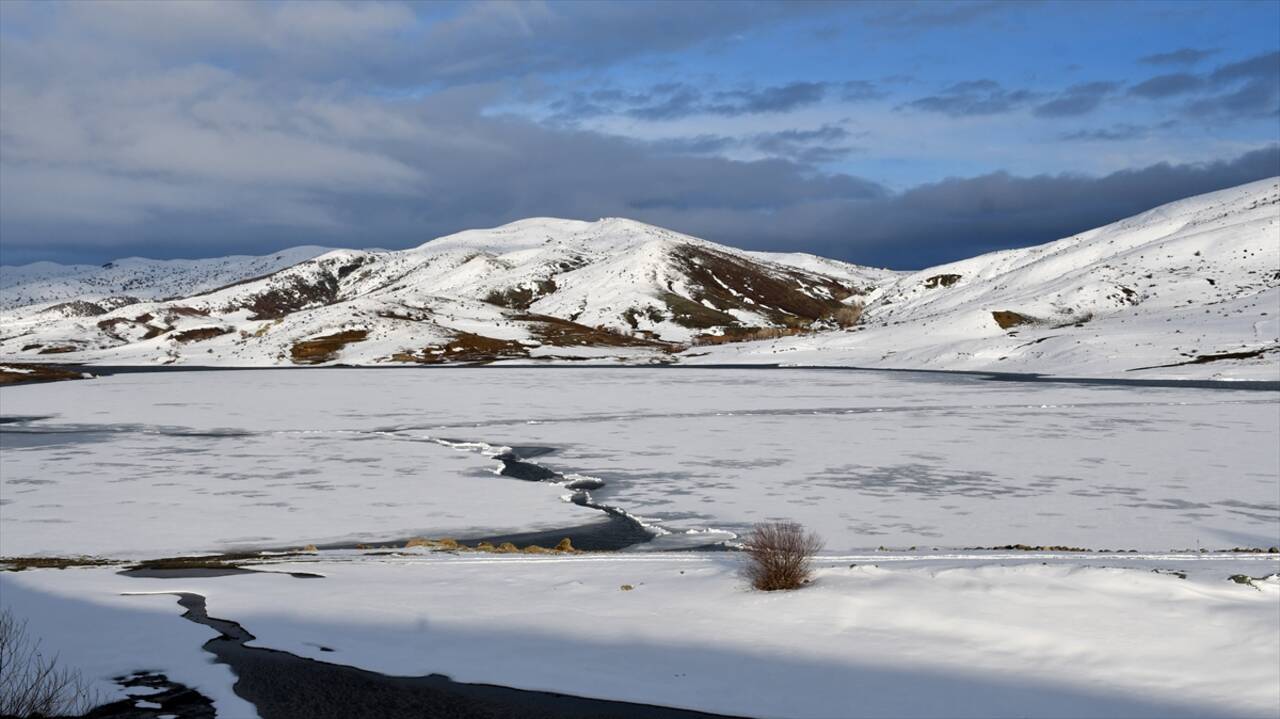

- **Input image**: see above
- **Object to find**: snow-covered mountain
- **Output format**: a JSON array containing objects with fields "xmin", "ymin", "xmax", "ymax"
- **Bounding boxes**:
[
  {"xmin": 2, "ymin": 180, "xmax": 1276, "ymax": 377},
  {"xmin": 689, "ymin": 177, "xmax": 1280, "ymax": 379},
  {"xmin": 0, "ymin": 246, "xmax": 332, "ymax": 310},
  {"xmin": 0, "ymin": 218, "xmax": 890, "ymax": 366}
]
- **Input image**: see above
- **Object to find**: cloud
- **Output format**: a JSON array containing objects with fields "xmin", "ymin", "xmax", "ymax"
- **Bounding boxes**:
[
  {"xmin": 2, "ymin": 1, "xmax": 1276, "ymax": 271},
  {"xmin": 902, "ymin": 79, "xmax": 1038, "ymax": 116},
  {"xmin": 1186, "ymin": 51, "xmax": 1280, "ymax": 119},
  {"xmin": 1139, "ymin": 48, "xmax": 1219, "ymax": 66},
  {"xmin": 1058, "ymin": 124, "xmax": 1151, "ymax": 142},
  {"xmin": 615, "ymin": 81, "xmax": 837, "ymax": 120},
  {"xmin": 750, "ymin": 125, "xmax": 860, "ymax": 164},
  {"xmin": 671, "ymin": 145, "xmax": 1280, "ymax": 268},
  {"xmin": 841, "ymin": 80, "xmax": 889, "ymax": 101},
  {"xmin": 1128, "ymin": 73, "xmax": 1205, "ymax": 99},
  {"xmin": 644, "ymin": 125, "xmax": 861, "ymax": 165},
  {"xmin": 553, "ymin": 78, "xmax": 885, "ymax": 122},
  {"xmin": 1033, "ymin": 81, "xmax": 1118, "ymax": 117}
]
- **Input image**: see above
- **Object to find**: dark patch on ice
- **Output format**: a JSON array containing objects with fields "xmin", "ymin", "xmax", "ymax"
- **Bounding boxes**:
[
  {"xmin": 84, "ymin": 670, "xmax": 215, "ymax": 719},
  {"xmin": 0, "ymin": 414, "xmax": 54, "ymax": 424},
  {"xmin": 153, "ymin": 591, "xmax": 742, "ymax": 719},
  {"xmin": 120, "ymin": 567, "xmax": 324, "ymax": 579}
]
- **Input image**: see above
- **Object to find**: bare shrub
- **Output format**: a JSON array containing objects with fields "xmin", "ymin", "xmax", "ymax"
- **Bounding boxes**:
[
  {"xmin": 827, "ymin": 304, "xmax": 863, "ymax": 328},
  {"xmin": 0, "ymin": 608, "xmax": 100, "ymax": 717},
  {"xmin": 742, "ymin": 522, "xmax": 824, "ymax": 591}
]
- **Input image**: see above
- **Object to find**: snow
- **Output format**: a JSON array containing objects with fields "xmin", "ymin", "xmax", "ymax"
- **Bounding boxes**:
[
  {"xmin": 689, "ymin": 178, "xmax": 1280, "ymax": 380},
  {"xmin": 0, "ymin": 246, "xmax": 331, "ymax": 310},
  {"xmin": 1, "ymin": 366, "xmax": 1277, "ymax": 718},
  {"xmin": 2, "ymin": 552, "xmax": 1277, "ymax": 718},
  {"xmin": 1, "ymin": 180, "xmax": 1275, "ymax": 378},
  {"xmin": 0, "ymin": 574, "xmax": 256, "ymax": 718},
  {"xmin": 0, "ymin": 216, "xmax": 882, "ymax": 366},
  {"xmin": 2, "ymin": 368, "xmax": 1275, "ymax": 556}
]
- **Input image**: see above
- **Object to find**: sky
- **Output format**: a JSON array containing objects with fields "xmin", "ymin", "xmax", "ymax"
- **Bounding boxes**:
[{"xmin": 0, "ymin": 0, "xmax": 1277, "ymax": 269}]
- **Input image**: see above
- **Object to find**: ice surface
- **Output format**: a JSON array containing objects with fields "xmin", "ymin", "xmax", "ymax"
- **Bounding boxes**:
[{"xmin": 2, "ymin": 368, "xmax": 1276, "ymax": 556}]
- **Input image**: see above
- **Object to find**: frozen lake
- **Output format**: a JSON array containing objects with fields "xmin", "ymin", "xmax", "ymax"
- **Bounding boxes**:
[{"xmin": 2, "ymin": 367, "xmax": 1277, "ymax": 556}]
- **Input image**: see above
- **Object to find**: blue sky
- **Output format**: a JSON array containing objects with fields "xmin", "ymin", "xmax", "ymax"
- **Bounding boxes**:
[{"xmin": 0, "ymin": 0, "xmax": 1277, "ymax": 268}]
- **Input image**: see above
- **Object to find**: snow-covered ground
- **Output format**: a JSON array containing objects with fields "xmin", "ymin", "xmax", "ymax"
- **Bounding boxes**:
[
  {"xmin": 689, "ymin": 178, "xmax": 1280, "ymax": 380},
  {"xmin": 2, "ymin": 367, "xmax": 1277, "ymax": 718},
  {"xmin": 0, "ymin": 246, "xmax": 331, "ymax": 311},
  {"xmin": 2, "ymin": 553, "xmax": 1277, "ymax": 718},
  {"xmin": 2, "ymin": 368, "xmax": 1276, "ymax": 555}
]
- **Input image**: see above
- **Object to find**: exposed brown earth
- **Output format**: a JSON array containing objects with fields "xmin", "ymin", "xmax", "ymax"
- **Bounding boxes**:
[
  {"xmin": 172, "ymin": 327, "xmax": 233, "ymax": 343},
  {"xmin": 992, "ymin": 310, "xmax": 1037, "ymax": 329},
  {"xmin": 389, "ymin": 332, "xmax": 528, "ymax": 364},
  {"xmin": 667, "ymin": 246, "xmax": 855, "ymax": 327},
  {"xmin": 0, "ymin": 556, "xmax": 120, "ymax": 570},
  {"xmin": 924, "ymin": 273, "xmax": 962, "ymax": 289},
  {"xmin": 522, "ymin": 314, "xmax": 670, "ymax": 350},
  {"xmin": 485, "ymin": 279, "xmax": 558, "ymax": 310},
  {"xmin": 290, "ymin": 329, "xmax": 370, "ymax": 364}
]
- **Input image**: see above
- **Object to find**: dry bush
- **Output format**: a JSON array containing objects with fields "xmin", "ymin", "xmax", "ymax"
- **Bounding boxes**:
[
  {"xmin": 0, "ymin": 608, "xmax": 100, "ymax": 717},
  {"xmin": 742, "ymin": 522, "xmax": 824, "ymax": 591},
  {"xmin": 827, "ymin": 304, "xmax": 863, "ymax": 328}
]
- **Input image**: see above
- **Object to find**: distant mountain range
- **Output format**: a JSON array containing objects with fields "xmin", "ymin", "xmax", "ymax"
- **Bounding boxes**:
[{"xmin": 2, "ymin": 178, "xmax": 1277, "ymax": 379}]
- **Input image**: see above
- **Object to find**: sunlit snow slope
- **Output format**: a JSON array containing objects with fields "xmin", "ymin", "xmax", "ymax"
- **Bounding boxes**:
[
  {"xmin": 689, "ymin": 178, "xmax": 1280, "ymax": 379},
  {"xmin": 0, "ymin": 218, "xmax": 888, "ymax": 366}
]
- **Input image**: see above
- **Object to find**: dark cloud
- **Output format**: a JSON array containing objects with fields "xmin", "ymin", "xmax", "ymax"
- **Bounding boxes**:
[
  {"xmin": 1129, "ymin": 73, "xmax": 1205, "ymax": 98},
  {"xmin": 841, "ymin": 80, "xmax": 890, "ymax": 101},
  {"xmin": 902, "ymin": 79, "xmax": 1039, "ymax": 116},
  {"xmin": 0, "ymin": 1, "xmax": 834, "ymax": 89},
  {"xmin": 705, "ymin": 82, "xmax": 829, "ymax": 116},
  {"xmin": 625, "ymin": 81, "xmax": 836, "ymax": 120},
  {"xmin": 648, "ymin": 134, "xmax": 738, "ymax": 156},
  {"xmin": 1139, "ymin": 48, "xmax": 1219, "ymax": 66},
  {"xmin": 688, "ymin": 145, "xmax": 1280, "ymax": 268},
  {"xmin": 751, "ymin": 126, "xmax": 860, "ymax": 164},
  {"xmin": 1058, "ymin": 124, "xmax": 1150, "ymax": 142},
  {"xmin": 1186, "ymin": 51, "xmax": 1280, "ymax": 118},
  {"xmin": 644, "ymin": 125, "xmax": 860, "ymax": 165},
  {"xmin": 1033, "ymin": 81, "xmax": 1118, "ymax": 117},
  {"xmin": 2, "ymin": 1, "xmax": 1276, "ymax": 273},
  {"xmin": 626, "ymin": 86, "xmax": 707, "ymax": 120},
  {"xmin": 555, "ymin": 79, "xmax": 885, "ymax": 122}
]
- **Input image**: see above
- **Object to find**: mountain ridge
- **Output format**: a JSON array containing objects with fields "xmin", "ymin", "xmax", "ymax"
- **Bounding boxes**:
[{"xmin": 2, "ymin": 179, "xmax": 1277, "ymax": 379}]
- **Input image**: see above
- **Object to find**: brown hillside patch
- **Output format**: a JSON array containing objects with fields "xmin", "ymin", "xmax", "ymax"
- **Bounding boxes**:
[
  {"xmin": 485, "ymin": 279, "xmax": 558, "ymax": 310},
  {"xmin": 172, "ymin": 327, "xmax": 232, "ymax": 343},
  {"xmin": 669, "ymin": 246, "xmax": 849, "ymax": 325},
  {"xmin": 38, "ymin": 300, "xmax": 107, "ymax": 317},
  {"xmin": 235, "ymin": 274, "xmax": 343, "ymax": 320},
  {"xmin": 1, "ymin": 556, "xmax": 120, "ymax": 571},
  {"xmin": 692, "ymin": 326, "xmax": 807, "ymax": 346},
  {"xmin": 992, "ymin": 311, "xmax": 1037, "ymax": 329},
  {"xmin": 390, "ymin": 332, "xmax": 529, "ymax": 364},
  {"xmin": 290, "ymin": 329, "xmax": 370, "ymax": 364},
  {"xmin": 660, "ymin": 292, "xmax": 739, "ymax": 329},
  {"xmin": 36, "ymin": 345, "xmax": 79, "ymax": 355},
  {"xmin": 924, "ymin": 274, "xmax": 961, "ymax": 289},
  {"xmin": 521, "ymin": 314, "xmax": 668, "ymax": 349},
  {"xmin": 0, "ymin": 363, "xmax": 87, "ymax": 386},
  {"xmin": 165, "ymin": 306, "xmax": 209, "ymax": 318}
]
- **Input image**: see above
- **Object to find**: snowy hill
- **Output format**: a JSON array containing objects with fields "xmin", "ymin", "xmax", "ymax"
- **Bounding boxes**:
[
  {"xmin": 0, "ymin": 218, "xmax": 890, "ymax": 366},
  {"xmin": 1, "ymin": 180, "xmax": 1275, "ymax": 377},
  {"xmin": 0, "ymin": 246, "xmax": 332, "ymax": 310},
  {"xmin": 688, "ymin": 177, "xmax": 1280, "ymax": 379}
]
